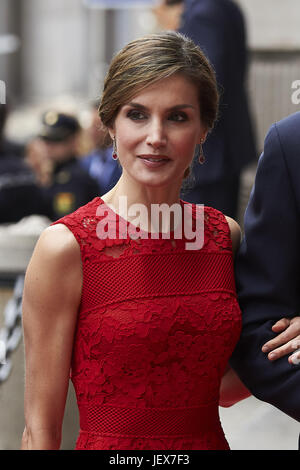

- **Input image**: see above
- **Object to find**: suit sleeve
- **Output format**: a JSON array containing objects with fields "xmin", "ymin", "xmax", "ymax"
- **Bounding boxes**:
[{"xmin": 230, "ymin": 124, "xmax": 300, "ymax": 422}]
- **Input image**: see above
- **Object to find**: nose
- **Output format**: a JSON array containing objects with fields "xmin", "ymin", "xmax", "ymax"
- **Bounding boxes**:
[{"xmin": 146, "ymin": 119, "xmax": 167, "ymax": 149}]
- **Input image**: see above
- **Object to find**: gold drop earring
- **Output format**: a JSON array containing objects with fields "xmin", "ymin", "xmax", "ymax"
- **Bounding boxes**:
[
  {"xmin": 112, "ymin": 136, "xmax": 118, "ymax": 160},
  {"xmin": 198, "ymin": 138, "xmax": 205, "ymax": 165}
]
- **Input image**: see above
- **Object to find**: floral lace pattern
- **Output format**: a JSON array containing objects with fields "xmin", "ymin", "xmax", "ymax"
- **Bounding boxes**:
[{"xmin": 52, "ymin": 197, "xmax": 241, "ymax": 450}]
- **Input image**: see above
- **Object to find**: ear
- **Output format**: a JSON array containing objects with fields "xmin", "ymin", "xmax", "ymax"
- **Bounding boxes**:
[
  {"xmin": 198, "ymin": 128, "xmax": 208, "ymax": 145},
  {"xmin": 108, "ymin": 127, "xmax": 115, "ymax": 141}
]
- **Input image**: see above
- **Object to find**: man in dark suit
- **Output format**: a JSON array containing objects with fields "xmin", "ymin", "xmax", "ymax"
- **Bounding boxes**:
[
  {"xmin": 230, "ymin": 112, "xmax": 300, "ymax": 429},
  {"xmin": 155, "ymin": 0, "xmax": 257, "ymax": 218}
]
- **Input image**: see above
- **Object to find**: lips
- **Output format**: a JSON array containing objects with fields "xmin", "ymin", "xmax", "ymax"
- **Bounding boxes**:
[
  {"xmin": 138, "ymin": 155, "xmax": 171, "ymax": 168},
  {"xmin": 138, "ymin": 155, "xmax": 171, "ymax": 162}
]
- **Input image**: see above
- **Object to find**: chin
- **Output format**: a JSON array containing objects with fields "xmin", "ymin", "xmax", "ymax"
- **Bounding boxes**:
[
  {"xmin": 132, "ymin": 170, "xmax": 169, "ymax": 184},
  {"xmin": 136, "ymin": 175, "xmax": 179, "ymax": 190}
]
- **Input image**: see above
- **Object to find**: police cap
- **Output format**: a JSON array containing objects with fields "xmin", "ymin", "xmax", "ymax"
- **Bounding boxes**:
[{"xmin": 39, "ymin": 111, "xmax": 80, "ymax": 142}]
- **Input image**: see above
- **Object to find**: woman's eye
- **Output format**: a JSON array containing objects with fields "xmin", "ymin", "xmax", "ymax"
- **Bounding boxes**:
[
  {"xmin": 169, "ymin": 112, "xmax": 188, "ymax": 122},
  {"xmin": 127, "ymin": 110, "xmax": 147, "ymax": 121}
]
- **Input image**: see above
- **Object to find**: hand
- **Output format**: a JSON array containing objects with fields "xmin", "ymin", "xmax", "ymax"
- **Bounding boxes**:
[{"xmin": 261, "ymin": 317, "xmax": 300, "ymax": 364}]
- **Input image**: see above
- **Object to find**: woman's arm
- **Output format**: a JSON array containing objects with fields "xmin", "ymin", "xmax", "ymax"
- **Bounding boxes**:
[
  {"xmin": 219, "ymin": 365, "xmax": 251, "ymax": 407},
  {"xmin": 21, "ymin": 224, "xmax": 82, "ymax": 450},
  {"xmin": 225, "ymin": 216, "xmax": 241, "ymax": 256},
  {"xmin": 218, "ymin": 217, "xmax": 251, "ymax": 407}
]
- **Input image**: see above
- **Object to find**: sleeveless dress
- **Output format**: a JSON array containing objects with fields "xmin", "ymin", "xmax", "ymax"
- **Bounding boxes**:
[{"xmin": 52, "ymin": 196, "xmax": 242, "ymax": 450}]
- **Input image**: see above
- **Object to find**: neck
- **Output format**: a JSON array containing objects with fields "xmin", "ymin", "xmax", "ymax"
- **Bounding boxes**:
[
  {"xmin": 101, "ymin": 173, "xmax": 183, "ymax": 233},
  {"xmin": 104, "ymin": 172, "xmax": 182, "ymax": 206}
]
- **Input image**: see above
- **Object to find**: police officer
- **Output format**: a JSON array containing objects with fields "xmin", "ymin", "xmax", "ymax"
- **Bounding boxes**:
[
  {"xmin": 0, "ymin": 103, "xmax": 48, "ymax": 224},
  {"xmin": 38, "ymin": 111, "xmax": 101, "ymax": 221}
]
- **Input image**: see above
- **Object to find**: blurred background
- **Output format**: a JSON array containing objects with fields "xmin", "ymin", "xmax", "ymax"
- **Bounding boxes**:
[{"xmin": 0, "ymin": 0, "xmax": 300, "ymax": 450}]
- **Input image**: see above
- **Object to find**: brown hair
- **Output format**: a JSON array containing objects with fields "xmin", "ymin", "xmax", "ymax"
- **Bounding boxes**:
[{"xmin": 99, "ymin": 31, "xmax": 219, "ymax": 133}]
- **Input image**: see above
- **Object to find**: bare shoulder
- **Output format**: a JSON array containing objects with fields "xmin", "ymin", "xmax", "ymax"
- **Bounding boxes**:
[
  {"xmin": 33, "ymin": 223, "xmax": 81, "ymax": 267},
  {"xmin": 23, "ymin": 223, "xmax": 82, "ymax": 315},
  {"xmin": 225, "ymin": 216, "xmax": 241, "ymax": 256},
  {"xmin": 24, "ymin": 223, "xmax": 82, "ymax": 298}
]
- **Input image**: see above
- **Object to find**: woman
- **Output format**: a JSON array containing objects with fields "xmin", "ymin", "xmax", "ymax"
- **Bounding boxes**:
[{"xmin": 20, "ymin": 31, "xmax": 299, "ymax": 450}]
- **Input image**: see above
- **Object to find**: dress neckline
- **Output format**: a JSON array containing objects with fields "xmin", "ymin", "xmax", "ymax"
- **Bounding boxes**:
[{"xmin": 97, "ymin": 196, "xmax": 187, "ymax": 237}]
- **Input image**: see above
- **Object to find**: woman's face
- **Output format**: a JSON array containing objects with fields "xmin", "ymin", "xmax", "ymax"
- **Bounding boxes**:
[{"xmin": 109, "ymin": 74, "xmax": 207, "ymax": 190}]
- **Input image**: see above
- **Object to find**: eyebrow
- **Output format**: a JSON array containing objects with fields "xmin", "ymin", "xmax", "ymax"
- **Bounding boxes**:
[{"xmin": 127, "ymin": 102, "xmax": 196, "ymax": 111}]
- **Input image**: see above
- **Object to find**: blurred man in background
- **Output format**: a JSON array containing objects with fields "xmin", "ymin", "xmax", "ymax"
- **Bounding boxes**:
[
  {"xmin": 154, "ymin": 0, "xmax": 257, "ymax": 219},
  {"xmin": 79, "ymin": 102, "xmax": 122, "ymax": 195},
  {"xmin": 38, "ymin": 110, "xmax": 100, "ymax": 221},
  {"xmin": 0, "ymin": 103, "xmax": 48, "ymax": 224}
]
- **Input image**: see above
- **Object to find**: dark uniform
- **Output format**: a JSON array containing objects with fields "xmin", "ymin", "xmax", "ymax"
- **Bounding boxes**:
[
  {"xmin": 39, "ymin": 111, "xmax": 100, "ymax": 221},
  {"xmin": 0, "ymin": 138, "xmax": 49, "ymax": 224},
  {"xmin": 43, "ymin": 155, "xmax": 100, "ymax": 221},
  {"xmin": 0, "ymin": 100, "xmax": 49, "ymax": 224}
]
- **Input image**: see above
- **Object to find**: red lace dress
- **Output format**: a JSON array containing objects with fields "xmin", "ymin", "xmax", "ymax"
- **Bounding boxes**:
[{"xmin": 52, "ymin": 197, "xmax": 241, "ymax": 450}]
